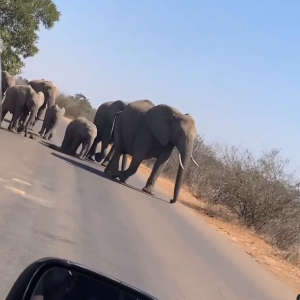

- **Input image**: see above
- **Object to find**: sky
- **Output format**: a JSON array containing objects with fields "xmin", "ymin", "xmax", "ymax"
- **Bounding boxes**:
[{"xmin": 22, "ymin": 0, "xmax": 300, "ymax": 173}]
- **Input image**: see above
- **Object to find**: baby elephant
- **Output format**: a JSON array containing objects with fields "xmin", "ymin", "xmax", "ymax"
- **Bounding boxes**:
[
  {"xmin": 61, "ymin": 117, "xmax": 97, "ymax": 160},
  {"xmin": 39, "ymin": 104, "xmax": 65, "ymax": 141}
]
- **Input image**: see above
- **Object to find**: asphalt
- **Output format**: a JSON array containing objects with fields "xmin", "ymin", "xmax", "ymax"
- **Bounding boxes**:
[{"xmin": 0, "ymin": 115, "xmax": 297, "ymax": 300}]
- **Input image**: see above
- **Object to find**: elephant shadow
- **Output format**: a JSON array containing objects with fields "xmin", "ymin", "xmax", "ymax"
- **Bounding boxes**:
[
  {"xmin": 50, "ymin": 151, "xmax": 121, "ymax": 183},
  {"xmin": 42, "ymin": 143, "xmax": 170, "ymax": 203}
]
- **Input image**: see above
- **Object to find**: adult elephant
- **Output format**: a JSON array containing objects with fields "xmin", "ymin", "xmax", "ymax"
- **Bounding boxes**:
[
  {"xmin": 1, "ymin": 71, "xmax": 15, "ymax": 97},
  {"xmin": 28, "ymin": 79, "xmax": 58, "ymax": 128},
  {"xmin": 105, "ymin": 100, "xmax": 199, "ymax": 204},
  {"xmin": 39, "ymin": 104, "xmax": 65, "ymax": 140},
  {"xmin": 1, "ymin": 85, "xmax": 44, "ymax": 137},
  {"xmin": 61, "ymin": 116, "xmax": 97, "ymax": 160},
  {"xmin": 87, "ymin": 100, "xmax": 129, "ymax": 167}
]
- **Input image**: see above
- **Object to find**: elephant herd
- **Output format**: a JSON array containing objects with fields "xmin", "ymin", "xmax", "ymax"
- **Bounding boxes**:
[
  {"xmin": 1, "ymin": 71, "xmax": 62, "ymax": 138},
  {"xmin": 1, "ymin": 71, "xmax": 199, "ymax": 204}
]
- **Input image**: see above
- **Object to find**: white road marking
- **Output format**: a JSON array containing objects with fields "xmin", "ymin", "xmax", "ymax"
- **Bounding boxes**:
[
  {"xmin": 4, "ymin": 186, "xmax": 26, "ymax": 195},
  {"xmin": 12, "ymin": 178, "xmax": 32, "ymax": 186},
  {"xmin": 3, "ymin": 186, "xmax": 52, "ymax": 208},
  {"xmin": 23, "ymin": 194, "xmax": 52, "ymax": 208}
]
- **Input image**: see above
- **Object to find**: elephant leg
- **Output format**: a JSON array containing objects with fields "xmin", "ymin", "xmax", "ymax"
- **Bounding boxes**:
[
  {"xmin": 118, "ymin": 153, "xmax": 145, "ymax": 183},
  {"xmin": 39, "ymin": 122, "xmax": 46, "ymax": 136},
  {"xmin": 1, "ymin": 108, "xmax": 8, "ymax": 127},
  {"xmin": 32, "ymin": 105, "xmax": 45, "ymax": 129},
  {"xmin": 48, "ymin": 132, "xmax": 54, "ymax": 141},
  {"xmin": 142, "ymin": 145, "xmax": 173, "ymax": 195},
  {"xmin": 117, "ymin": 126, "xmax": 152, "ymax": 182},
  {"xmin": 24, "ymin": 109, "xmax": 37, "ymax": 137},
  {"xmin": 61, "ymin": 130, "xmax": 73, "ymax": 153},
  {"xmin": 87, "ymin": 136, "xmax": 101, "ymax": 160},
  {"xmin": 10, "ymin": 109, "xmax": 23, "ymax": 131},
  {"xmin": 104, "ymin": 116, "xmax": 124, "ymax": 176},
  {"xmin": 44, "ymin": 124, "xmax": 57, "ymax": 140},
  {"xmin": 121, "ymin": 154, "xmax": 128, "ymax": 171},
  {"xmin": 101, "ymin": 144, "xmax": 115, "ymax": 167},
  {"xmin": 79, "ymin": 138, "xmax": 93, "ymax": 160},
  {"xmin": 104, "ymin": 148, "xmax": 123, "ymax": 177},
  {"xmin": 69, "ymin": 136, "xmax": 81, "ymax": 156}
]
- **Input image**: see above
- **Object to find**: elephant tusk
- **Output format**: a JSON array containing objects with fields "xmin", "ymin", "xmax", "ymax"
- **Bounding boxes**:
[
  {"xmin": 178, "ymin": 154, "xmax": 184, "ymax": 170},
  {"xmin": 190, "ymin": 155, "xmax": 199, "ymax": 167}
]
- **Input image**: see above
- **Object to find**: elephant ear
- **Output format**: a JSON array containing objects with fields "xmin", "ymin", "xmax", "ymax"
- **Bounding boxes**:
[{"xmin": 145, "ymin": 105, "xmax": 171, "ymax": 146}]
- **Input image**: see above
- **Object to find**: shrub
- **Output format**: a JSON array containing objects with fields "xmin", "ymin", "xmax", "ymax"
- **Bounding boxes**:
[
  {"xmin": 56, "ymin": 93, "xmax": 96, "ymax": 121},
  {"xmin": 145, "ymin": 137, "xmax": 300, "ymax": 261}
]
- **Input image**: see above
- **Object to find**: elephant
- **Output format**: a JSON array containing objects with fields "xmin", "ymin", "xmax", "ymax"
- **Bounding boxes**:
[
  {"xmin": 1, "ymin": 85, "xmax": 44, "ymax": 137},
  {"xmin": 105, "ymin": 100, "xmax": 199, "ymax": 203},
  {"xmin": 28, "ymin": 79, "xmax": 58, "ymax": 128},
  {"xmin": 39, "ymin": 104, "xmax": 66, "ymax": 140},
  {"xmin": 1, "ymin": 71, "xmax": 15, "ymax": 98},
  {"xmin": 61, "ymin": 116, "xmax": 97, "ymax": 160},
  {"xmin": 87, "ymin": 100, "xmax": 129, "ymax": 167}
]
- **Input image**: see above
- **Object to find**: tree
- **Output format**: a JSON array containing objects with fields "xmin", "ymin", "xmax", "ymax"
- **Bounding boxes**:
[
  {"xmin": 74, "ymin": 93, "xmax": 90, "ymax": 103},
  {"xmin": 0, "ymin": 0, "xmax": 61, "ymax": 75}
]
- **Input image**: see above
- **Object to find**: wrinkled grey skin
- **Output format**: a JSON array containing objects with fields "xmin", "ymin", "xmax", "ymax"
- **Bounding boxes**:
[
  {"xmin": 1, "ymin": 71, "xmax": 15, "ymax": 98},
  {"xmin": 28, "ymin": 79, "xmax": 58, "ymax": 128},
  {"xmin": 61, "ymin": 117, "xmax": 97, "ymax": 160},
  {"xmin": 1, "ymin": 85, "xmax": 44, "ymax": 137},
  {"xmin": 39, "ymin": 104, "xmax": 65, "ymax": 140},
  {"xmin": 87, "ymin": 100, "xmax": 129, "ymax": 168},
  {"xmin": 105, "ymin": 100, "xmax": 198, "ymax": 203}
]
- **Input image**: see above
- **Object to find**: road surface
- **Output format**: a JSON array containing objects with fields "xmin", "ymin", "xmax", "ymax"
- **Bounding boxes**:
[{"xmin": 0, "ymin": 116, "xmax": 296, "ymax": 300}]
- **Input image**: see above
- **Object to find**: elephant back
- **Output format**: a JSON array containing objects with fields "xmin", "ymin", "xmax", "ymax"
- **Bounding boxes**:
[
  {"xmin": 118, "ymin": 100, "xmax": 155, "ymax": 149},
  {"xmin": 3, "ymin": 85, "xmax": 29, "ymax": 111},
  {"xmin": 107, "ymin": 100, "xmax": 128, "ymax": 122},
  {"xmin": 94, "ymin": 101, "xmax": 113, "ymax": 126},
  {"xmin": 28, "ymin": 80, "xmax": 58, "ymax": 106}
]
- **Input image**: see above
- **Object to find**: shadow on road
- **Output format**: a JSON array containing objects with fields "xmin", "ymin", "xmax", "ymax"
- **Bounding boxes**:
[
  {"xmin": 49, "ymin": 151, "xmax": 170, "ymax": 204},
  {"xmin": 39, "ymin": 140, "xmax": 61, "ymax": 151}
]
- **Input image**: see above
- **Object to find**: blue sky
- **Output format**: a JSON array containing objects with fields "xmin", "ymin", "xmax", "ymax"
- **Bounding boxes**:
[{"xmin": 22, "ymin": 0, "xmax": 300, "ymax": 173}]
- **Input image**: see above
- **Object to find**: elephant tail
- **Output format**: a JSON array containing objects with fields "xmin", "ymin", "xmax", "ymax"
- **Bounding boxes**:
[{"xmin": 108, "ymin": 111, "xmax": 122, "ymax": 142}]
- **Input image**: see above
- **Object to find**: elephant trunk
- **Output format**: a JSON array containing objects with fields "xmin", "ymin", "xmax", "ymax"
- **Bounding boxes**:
[{"xmin": 170, "ymin": 139, "xmax": 193, "ymax": 204}]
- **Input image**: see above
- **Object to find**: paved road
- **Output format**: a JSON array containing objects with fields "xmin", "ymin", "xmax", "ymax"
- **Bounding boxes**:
[{"xmin": 0, "ymin": 116, "xmax": 296, "ymax": 300}]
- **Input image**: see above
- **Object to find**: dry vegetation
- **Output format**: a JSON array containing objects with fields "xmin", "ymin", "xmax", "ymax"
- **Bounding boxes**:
[
  {"xmin": 144, "ymin": 137, "xmax": 300, "ymax": 265},
  {"xmin": 16, "ymin": 76, "xmax": 300, "ymax": 266}
]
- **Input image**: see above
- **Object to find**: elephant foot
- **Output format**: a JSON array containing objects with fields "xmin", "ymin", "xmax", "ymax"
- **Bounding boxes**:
[
  {"xmin": 104, "ymin": 168, "xmax": 111, "ymax": 175},
  {"xmin": 104, "ymin": 168, "xmax": 119, "ymax": 179},
  {"xmin": 9, "ymin": 128, "xmax": 16, "ymax": 133},
  {"xmin": 142, "ymin": 187, "xmax": 155, "ymax": 196},
  {"xmin": 94, "ymin": 153, "xmax": 103, "ymax": 163},
  {"xmin": 101, "ymin": 160, "xmax": 109, "ymax": 167},
  {"xmin": 118, "ymin": 172, "xmax": 129, "ymax": 184}
]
